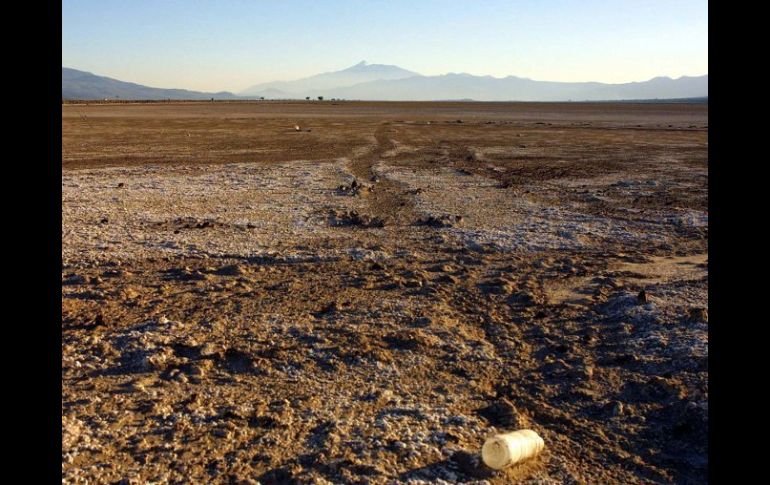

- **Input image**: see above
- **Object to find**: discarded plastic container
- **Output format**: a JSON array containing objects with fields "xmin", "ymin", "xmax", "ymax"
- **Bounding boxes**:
[{"xmin": 481, "ymin": 429, "xmax": 545, "ymax": 470}]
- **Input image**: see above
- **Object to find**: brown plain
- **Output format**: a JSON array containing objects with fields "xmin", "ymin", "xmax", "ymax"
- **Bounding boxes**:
[{"xmin": 62, "ymin": 101, "xmax": 708, "ymax": 484}]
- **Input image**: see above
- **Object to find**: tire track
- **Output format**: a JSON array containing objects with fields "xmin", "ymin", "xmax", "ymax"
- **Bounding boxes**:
[{"xmin": 346, "ymin": 123, "xmax": 421, "ymax": 226}]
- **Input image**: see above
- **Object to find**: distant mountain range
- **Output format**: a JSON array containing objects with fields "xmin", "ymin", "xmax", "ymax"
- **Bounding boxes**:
[
  {"xmin": 307, "ymin": 71, "xmax": 708, "ymax": 102},
  {"xmin": 240, "ymin": 61, "xmax": 419, "ymax": 97},
  {"xmin": 63, "ymin": 62, "xmax": 708, "ymax": 101},
  {"xmin": 62, "ymin": 68, "xmax": 239, "ymax": 100}
]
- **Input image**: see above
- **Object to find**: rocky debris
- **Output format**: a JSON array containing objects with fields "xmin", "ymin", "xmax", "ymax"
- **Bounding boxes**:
[
  {"xmin": 155, "ymin": 217, "xmax": 227, "ymax": 231},
  {"xmin": 637, "ymin": 290, "xmax": 648, "ymax": 304},
  {"xmin": 415, "ymin": 214, "xmax": 463, "ymax": 228},
  {"xmin": 329, "ymin": 210, "xmax": 385, "ymax": 228},
  {"xmin": 336, "ymin": 178, "xmax": 371, "ymax": 196},
  {"xmin": 120, "ymin": 346, "xmax": 174, "ymax": 372}
]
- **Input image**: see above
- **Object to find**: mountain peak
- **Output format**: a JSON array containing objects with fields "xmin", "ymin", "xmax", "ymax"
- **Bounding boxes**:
[
  {"xmin": 241, "ymin": 61, "xmax": 420, "ymax": 96},
  {"xmin": 344, "ymin": 60, "xmax": 378, "ymax": 71}
]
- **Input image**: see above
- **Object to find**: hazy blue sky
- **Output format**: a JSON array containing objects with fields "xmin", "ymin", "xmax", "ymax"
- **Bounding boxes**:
[{"xmin": 63, "ymin": 0, "xmax": 708, "ymax": 93}]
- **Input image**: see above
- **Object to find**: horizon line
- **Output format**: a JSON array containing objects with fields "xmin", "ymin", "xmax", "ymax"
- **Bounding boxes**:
[{"xmin": 63, "ymin": 65, "xmax": 709, "ymax": 95}]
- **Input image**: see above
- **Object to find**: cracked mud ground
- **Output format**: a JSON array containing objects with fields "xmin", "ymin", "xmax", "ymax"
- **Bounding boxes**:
[{"xmin": 62, "ymin": 101, "xmax": 708, "ymax": 484}]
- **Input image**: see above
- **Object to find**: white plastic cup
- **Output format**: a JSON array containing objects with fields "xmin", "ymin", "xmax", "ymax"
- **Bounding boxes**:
[{"xmin": 481, "ymin": 429, "xmax": 545, "ymax": 470}]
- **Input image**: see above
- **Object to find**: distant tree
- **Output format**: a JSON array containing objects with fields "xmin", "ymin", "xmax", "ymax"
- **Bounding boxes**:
[
  {"xmin": 260, "ymin": 97, "xmax": 265, "ymax": 100},
  {"xmin": 306, "ymin": 96, "xmax": 310, "ymax": 101},
  {"xmin": 318, "ymin": 96, "xmax": 324, "ymax": 101}
]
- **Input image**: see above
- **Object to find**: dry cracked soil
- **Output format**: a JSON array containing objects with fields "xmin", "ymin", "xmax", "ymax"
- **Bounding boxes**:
[{"xmin": 62, "ymin": 101, "xmax": 708, "ymax": 484}]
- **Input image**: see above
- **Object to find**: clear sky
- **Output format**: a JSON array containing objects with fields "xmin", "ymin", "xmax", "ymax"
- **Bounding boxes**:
[{"xmin": 62, "ymin": 0, "xmax": 708, "ymax": 93}]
